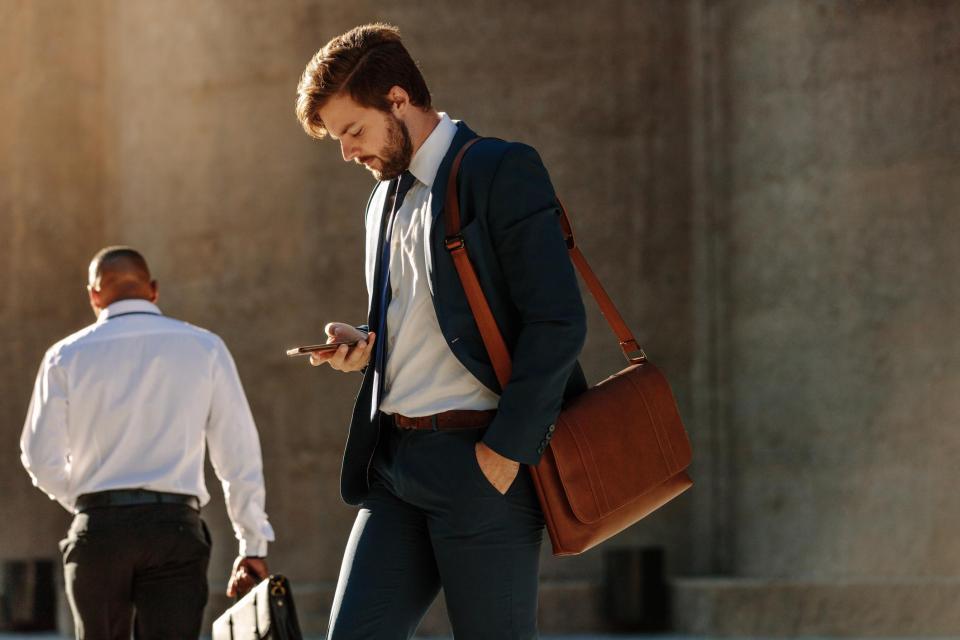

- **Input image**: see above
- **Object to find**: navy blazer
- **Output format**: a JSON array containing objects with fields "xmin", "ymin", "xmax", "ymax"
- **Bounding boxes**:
[{"xmin": 340, "ymin": 122, "xmax": 588, "ymax": 505}]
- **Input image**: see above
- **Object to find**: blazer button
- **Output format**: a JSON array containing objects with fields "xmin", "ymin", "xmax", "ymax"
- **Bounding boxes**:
[
  {"xmin": 537, "ymin": 446, "xmax": 544, "ymax": 454},
  {"xmin": 548, "ymin": 424, "xmax": 556, "ymax": 432},
  {"xmin": 545, "ymin": 433, "xmax": 553, "ymax": 440},
  {"xmin": 540, "ymin": 439, "xmax": 547, "ymax": 447}
]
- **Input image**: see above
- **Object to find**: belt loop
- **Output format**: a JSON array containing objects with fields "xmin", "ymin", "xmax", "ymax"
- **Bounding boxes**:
[{"xmin": 431, "ymin": 414, "xmax": 439, "ymax": 431}]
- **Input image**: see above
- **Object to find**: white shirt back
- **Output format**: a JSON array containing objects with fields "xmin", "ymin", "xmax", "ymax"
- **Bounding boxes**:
[{"xmin": 20, "ymin": 298, "xmax": 274, "ymax": 556}]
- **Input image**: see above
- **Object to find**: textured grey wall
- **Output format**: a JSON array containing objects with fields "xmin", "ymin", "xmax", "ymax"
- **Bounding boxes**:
[
  {"xmin": 3, "ymin": 0, "xmax": 957, "ymax": 635},
  {"xmin": 677, "ymin": 0, "xmax": 960, "ymax": 635},
  {"xmin": 0, "ymin": 0, "xmax": 695, "ymax": 633},
  {"xmin": 713, "ymin": 0, "xmax": 960, "ymax": 580}
]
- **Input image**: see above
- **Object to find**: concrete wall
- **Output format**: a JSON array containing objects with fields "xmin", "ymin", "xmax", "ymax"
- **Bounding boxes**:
[
  {"xmin": 1, "ymin": 0, "xmax": 695, "ymax": 634},
  {"xmin": 722, "ymin": 0, "xmax": 960, "ymax": 579},
  {"xmin": 4, "ymin": 0, "xmax": 957, "ymax": 636},
  {"xmin": 678, "ymin": 0, "xmax": 960, "ymax": 635}
]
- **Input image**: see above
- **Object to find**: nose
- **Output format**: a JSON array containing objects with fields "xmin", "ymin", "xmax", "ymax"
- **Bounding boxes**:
[{"xmin": 340, "ymin": 139, "xmax": 357, "ymax": 163}]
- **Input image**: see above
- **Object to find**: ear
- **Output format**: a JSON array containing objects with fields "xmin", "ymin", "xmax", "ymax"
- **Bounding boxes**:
[
  {"xmin": 87, "ymin": 284, "xmax": 102, "ymax": 317},
  {"xmin": 387, "ymin": 85, "xmax": 410, "ymax": 116},
  {"xmin": 148, "ymin": 280, "xmax": 159, "ymax": 303}
]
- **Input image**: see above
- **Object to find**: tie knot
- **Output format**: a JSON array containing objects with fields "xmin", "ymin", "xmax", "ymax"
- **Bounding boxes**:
[
  {"xmin": 397, "ymin": 171, "xmax": 415, "ymax": 195},
  {"xmin": 391, "ymin": 171, "xmax": 416, "ymax": 213}
]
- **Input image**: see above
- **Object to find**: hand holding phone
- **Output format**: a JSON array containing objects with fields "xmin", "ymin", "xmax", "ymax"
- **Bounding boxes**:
[{"xmin": 295, "ymin": 323, "xmax": 375, "ymax": 373}]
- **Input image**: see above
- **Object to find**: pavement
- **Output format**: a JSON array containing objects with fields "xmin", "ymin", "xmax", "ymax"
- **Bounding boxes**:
[
  {"xmin": 2, "ymin": 635, "xmax": 956, "ymax": 639},
  {"xmin": 0, "ymin": 634, "xmax": 673, "ymax": 639},
  {"xmin": 0, "ymin": 636, "xmax": 733, "ymax": 639}
]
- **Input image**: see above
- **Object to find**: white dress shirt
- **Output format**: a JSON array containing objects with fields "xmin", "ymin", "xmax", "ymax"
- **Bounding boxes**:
[
  {"xmin": 373, "ymin": 113, "xmax": 500, "ymax": 417},
  {"xmin": 20, "ymin": 299, "xmax": 274, "ymax": 556}
]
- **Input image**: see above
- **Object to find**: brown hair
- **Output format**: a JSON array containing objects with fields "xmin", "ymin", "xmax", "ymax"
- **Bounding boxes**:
[{"xmin": 296, "ymin": 23, "xmax": 431, "ymax": 139}]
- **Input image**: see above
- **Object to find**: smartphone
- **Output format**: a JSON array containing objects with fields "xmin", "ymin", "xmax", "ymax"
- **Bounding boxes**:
[{"xmin": 286, "ymin": 340, "xmax": 359, "ymax": 357}]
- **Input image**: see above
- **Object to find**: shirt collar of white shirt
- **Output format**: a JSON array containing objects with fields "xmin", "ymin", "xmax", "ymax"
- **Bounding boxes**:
[
  {"xmin": 98, "ymin": 298, "xmax": 163, "ymax": 323},
  {"xmin": 407, "ymin": 113, "xmax": 458, "ymax": 189}
]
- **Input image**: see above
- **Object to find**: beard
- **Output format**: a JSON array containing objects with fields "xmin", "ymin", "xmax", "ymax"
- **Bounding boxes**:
[{"xmin": 366, "ymin": 113, "xmax": 413, "ymax": 181}]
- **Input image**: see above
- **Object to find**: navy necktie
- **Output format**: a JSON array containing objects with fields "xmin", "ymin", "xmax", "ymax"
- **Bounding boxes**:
[{"xmin": 371, "ymin": 171, "xmax": 416, "ymax": 417}]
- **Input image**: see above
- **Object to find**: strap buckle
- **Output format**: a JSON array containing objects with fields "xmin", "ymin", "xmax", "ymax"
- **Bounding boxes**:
[
  {"xmin": 620, "ymin": 339, "xmax": 648, "ymax": 364},
  {"xmin": 445, "ymin": 234, "xmax": 465, "ymax": 251}
]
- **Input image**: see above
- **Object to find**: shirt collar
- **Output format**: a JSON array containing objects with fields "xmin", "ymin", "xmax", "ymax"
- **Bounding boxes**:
[
  {"xmin": 407, "ymin": 113, "xmax": 458, "ymax": 189},
  {"xmin": 98, "ymin": 299, "xmax": 163, "ymax": 322}
]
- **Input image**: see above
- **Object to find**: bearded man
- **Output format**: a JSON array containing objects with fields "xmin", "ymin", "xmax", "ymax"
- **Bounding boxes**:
[{"xmin": 296, "ymin": 24, "xmax": 587, "ymax": 639}]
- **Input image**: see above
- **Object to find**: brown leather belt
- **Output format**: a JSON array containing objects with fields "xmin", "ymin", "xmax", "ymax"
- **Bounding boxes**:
[{"xmin": 391, "ymin": 410, "xmax": 496, "ymax": 431}]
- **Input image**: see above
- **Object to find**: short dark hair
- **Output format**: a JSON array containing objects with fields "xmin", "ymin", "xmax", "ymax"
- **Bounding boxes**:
[
  {"xmin": 295, "ymin": 23, "xmax": 431, "ymax": 139},
  {"xmin": 88, "ymin": 246, "xmax": 150, "ymax": 284}
]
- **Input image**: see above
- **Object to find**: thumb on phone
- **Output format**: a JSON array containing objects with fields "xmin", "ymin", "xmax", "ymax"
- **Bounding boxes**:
[
  {"xmin": 324, "ymin": 322, "xmax": 358, "ymax": 341},
  {"xmin": 324, "ymin": 322, "xmax": 340, "ymax": 340},
  {"xmin": 324, "ymin": 322, "xmax": 369, "ymax": 343}
]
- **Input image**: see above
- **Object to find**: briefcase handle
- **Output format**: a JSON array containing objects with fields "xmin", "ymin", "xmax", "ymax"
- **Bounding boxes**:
[{"xmin": 443, "ymin": 138, "xmax": 647, "ymax": 388}]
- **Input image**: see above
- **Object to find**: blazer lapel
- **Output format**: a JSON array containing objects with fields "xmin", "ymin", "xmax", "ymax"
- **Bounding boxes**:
[
  {"xmin": 366, "ymin": 179, "xmax": 398, "ymax": 326},
  {"xmin": 425, "ymin": 122, "xmax": 478, "ymax": 292}
]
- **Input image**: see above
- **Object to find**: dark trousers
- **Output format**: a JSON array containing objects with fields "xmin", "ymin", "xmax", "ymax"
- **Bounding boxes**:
[
  {"xmin": 60, "ymin": 503, "xmax": 211, "ymax": 640},
  {"xmin": 327, "ymin": 419, "xmax": 545, "ymax": 639}
]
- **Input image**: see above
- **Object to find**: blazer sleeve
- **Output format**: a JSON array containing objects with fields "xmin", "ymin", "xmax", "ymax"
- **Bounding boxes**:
[{"xmin": 480, "ymin": 143, "xmax": 587, "ymax": 465}]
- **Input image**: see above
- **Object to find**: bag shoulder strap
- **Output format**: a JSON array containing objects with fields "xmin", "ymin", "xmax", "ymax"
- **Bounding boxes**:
[
  {"xmin": 443, "ymin": 138, "xmax": 647, "ymax": 389},
  {"xmin": 443, "ymin": 138, "xmax": 513, "ymax": 389}
]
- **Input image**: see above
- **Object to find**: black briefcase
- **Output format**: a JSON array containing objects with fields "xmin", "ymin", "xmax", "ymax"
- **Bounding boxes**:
[{"xmin": 212, "ymin": 575, "xmax": 303, "ymax": 640}]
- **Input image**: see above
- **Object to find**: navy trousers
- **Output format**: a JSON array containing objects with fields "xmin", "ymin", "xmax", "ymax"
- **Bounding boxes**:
[{"xmin": 327, "ymin": 417, "xmax": 545, "ymax": 639}]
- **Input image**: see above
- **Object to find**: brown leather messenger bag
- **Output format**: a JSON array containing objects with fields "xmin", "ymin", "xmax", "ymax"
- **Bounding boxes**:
[{"xmin": 444, "ymin": 138, "xmax": 694, "ymax": 556}]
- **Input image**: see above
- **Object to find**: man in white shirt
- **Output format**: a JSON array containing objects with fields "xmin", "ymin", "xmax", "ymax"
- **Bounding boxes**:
[{"xmin": 20, "ymin": 246, "xmax": 275, "ymax": 639}]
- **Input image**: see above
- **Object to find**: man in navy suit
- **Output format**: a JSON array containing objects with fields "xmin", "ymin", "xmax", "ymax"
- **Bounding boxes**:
[{"xmin": 296, "ymin": 23, "xmax": 586, "ymax": 639}]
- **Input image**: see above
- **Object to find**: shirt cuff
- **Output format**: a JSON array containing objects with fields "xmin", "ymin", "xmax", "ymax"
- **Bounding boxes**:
[{"xmin": 239, "ymin": 537, "xmax": 268, "ymax": 557}]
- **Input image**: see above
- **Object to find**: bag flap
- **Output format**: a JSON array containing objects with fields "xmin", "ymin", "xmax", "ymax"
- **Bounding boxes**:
[
  {"xmin": 211, "ymin": 577, "xmax": 273, "ymax": 639},
  {"xmin": 548, "ymin": 362, "xmax": 691, "ymax": 524}
]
